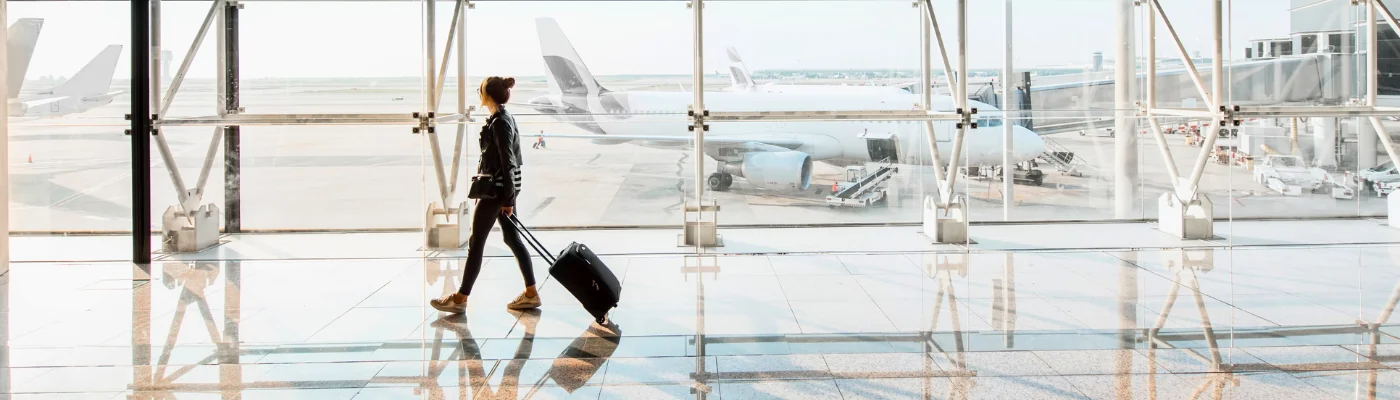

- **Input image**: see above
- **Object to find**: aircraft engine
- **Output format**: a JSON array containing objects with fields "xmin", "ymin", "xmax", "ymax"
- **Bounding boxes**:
[{"xmin": 721, "ymin": 151, "xmax": 813, "ymax": 191}]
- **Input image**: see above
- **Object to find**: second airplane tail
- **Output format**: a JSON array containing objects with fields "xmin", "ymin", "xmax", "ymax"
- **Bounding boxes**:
[
  {"xmin": 50, "ymin": 45, "xmax": 122, "ymax": 98},
  {"xmin": 536, "ymin": 18, "xmax": 608, "ymax": 96},
  {"xmin": 7, "ymin": 18, "xmax": 43, "ymax": 99},
  {"xmin": 726, "ymin": 46, "xmax": 755, "ymax": 90}
]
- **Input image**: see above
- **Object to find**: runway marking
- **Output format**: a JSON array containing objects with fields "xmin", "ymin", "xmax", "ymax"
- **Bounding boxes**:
[{"xmin": 530, "ymin": 197, "xmax": 556, "ymax": 216}]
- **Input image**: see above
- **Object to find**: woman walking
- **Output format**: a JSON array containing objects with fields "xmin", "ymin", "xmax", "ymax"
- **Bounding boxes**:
[{"xmin": 431, "ymin": 76, "xmax": 541, "ymax": 314}]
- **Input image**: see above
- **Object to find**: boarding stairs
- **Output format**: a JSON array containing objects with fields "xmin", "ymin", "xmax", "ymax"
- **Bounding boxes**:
[{"xmin": 1036, "ymin": 136, "xmax": 1090, "ymax": 177}]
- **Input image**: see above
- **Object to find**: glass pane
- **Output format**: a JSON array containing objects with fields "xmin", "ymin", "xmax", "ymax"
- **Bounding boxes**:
[
  {"xmin": 1000, "ymin": 0, "xmax": 1139, "ymax": 221},
  {"xmin": 471, "ymin": 2, "xmax": 692, "ymax": 228},
  {"xmin": 701, "ymin": 1, "xmax": 921, "ymax": 226},
  {"xmin": 7, "ymin": 3, "xmax": 132, "ymax": 245},
  {"xmin": 237, "ymin": 2, "xmax": 426, "ymax": 115},
  {"xmin": 1227, "ymin": 0, "xmax": 1367, "ymax": 223}
]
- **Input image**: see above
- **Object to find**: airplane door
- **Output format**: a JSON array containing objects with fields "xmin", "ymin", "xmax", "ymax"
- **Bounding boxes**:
[
  {"xmin": 50, "ymin": 101, "xmax": 60, "ymax": 113},
  {"xmin": 858, "ymin": 130, "xmax": 899, "ymax": 163}
]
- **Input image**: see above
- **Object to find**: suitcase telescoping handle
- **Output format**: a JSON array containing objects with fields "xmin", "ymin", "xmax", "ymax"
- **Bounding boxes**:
[{"xmin": 509, "ymin": 214, "xmax": 558, "ymax": 265}]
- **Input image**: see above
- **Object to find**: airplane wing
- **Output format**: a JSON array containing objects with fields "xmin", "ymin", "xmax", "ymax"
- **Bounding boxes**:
[{"xmin": 519, "ymin": 131, "xmax": 805, "ymax": 150}]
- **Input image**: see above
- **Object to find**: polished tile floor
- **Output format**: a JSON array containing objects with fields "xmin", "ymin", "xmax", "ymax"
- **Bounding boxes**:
[{"xmin": 7, "ymin": 239, "xmax": 1400, "ymax": 398}]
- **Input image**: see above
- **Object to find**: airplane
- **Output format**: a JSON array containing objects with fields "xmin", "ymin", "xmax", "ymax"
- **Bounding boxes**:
[
  {"xmin": 526, "ymin": 18, "xmax": 1046, "ymax": 193},
  {"xmin": 9, "ymin": 44, "xmax": 124, "ymax": 117},
  {"xmin": 723, "ymin": 46, "xmax": 913, "ymax": 95}
]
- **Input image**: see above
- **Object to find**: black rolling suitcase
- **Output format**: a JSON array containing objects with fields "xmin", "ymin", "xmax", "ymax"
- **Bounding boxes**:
[{"xmin": 510, "ymin": 215, "xmax": 621, "ymax": 323}]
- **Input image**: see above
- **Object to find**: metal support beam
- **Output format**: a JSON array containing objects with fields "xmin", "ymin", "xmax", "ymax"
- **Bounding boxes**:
[
  {"xmin": 151, "ymin": 0, "xmax": 161, "ymax": 119},
  {"xmin": 423, "ymin": 0, "xmax": 450, "ymax": 209},
  {"xmin": 937, "ymin": 0, "xmax": 969, "ymax": 202},
  {"xmin": 433, "ymin": 0, "xmax": 464, "ymax": 113},
  {"xmin": 705, "ymin": 110, "xmax": 961, "ymax": 122},
  {"xmin": 1114, "ymin": 0, "xmax": 1137, "ymax": 217},
  {"xmin": 926, "ymin": 0, "xmax": 958, "ymax": 100},
  {"xmin": 423, "ymin": 0, "xmax": 473, "ymax": 249},
  {"xmin": 1001, "ymin": 0, "xmax": 1013, "ymax": 220},
  {"xmin": 1180, "ymin": 0, "xmax": 1226, "ymax": 195},
  {"xmin": 0, "ymin": 0, "xmax": 8, "ymax": 270},
  {"xmin": 919, "ymin": 0, "xmax": 947, "ymax": 199},
  {"xmin": 1143, "ymin": 3, "xmax": 1182, "ymax": 188},
  {"xmin": 424, "ymin": 0, "xmax": 435, "ymax": 112},
  {"xmin": 681, "ymin": 0, "xmax": 720, "ymax": 248},
  {"xmin": 1371, "ymin": 1, "xmax": 1400, "ymax": 175},
  {"xmin": 691, "ymin": 0, "xmax": 705, "ymax": 207},
  {"xmin": 918, "ymin": 0, "xmax": 971, "ymax": 244},
  {"xmin": 449, "ymin": 0, "xmax": 468, "ymax": 198},
  {"xmin": 160, "ymin": 0, "xmax": 223, "ymax": 117},
  {"xmin": 222, "ymin": 1, "xmax": 241, "ymax": 233},
  {"xmin": 132, "ymin": 0, "xmax": 153, "ymax": 264},
  {"xmin": 1148, "ymin": 0, "xmax": 1213, "ymax": 108},
  {"xmin": 161, "ymin": 113, "xmax": 421, "ymax": 126}
]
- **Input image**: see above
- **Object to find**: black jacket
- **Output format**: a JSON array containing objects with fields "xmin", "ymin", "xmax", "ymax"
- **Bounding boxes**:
[{"xmin": 478, "ymin": 107, "xmax": 523, "ymax": 206}]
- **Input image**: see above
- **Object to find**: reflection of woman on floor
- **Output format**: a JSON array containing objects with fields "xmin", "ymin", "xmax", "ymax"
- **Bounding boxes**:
[
  {"xmin": 425, "ymin": 310, "xmax": 539, "ymax": 399},
  {"xmin": 423, "ymin": 311, "xmax": 622, "ymax": 397}
]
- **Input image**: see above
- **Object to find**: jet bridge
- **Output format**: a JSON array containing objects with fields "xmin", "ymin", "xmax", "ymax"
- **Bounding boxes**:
[{"xmin": 968, "ymin": 54, "xmax": 1351, "ymax": 136}]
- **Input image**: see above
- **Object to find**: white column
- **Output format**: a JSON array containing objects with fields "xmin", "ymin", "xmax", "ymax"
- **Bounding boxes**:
[
  {"xmin": 1001, "ymin": 0, "xmax": 1014, "ymax": 220},
  {"xmin": 692, "ymin": 0, "xmax": 705, "ymax": 205},
  {"xmin": 1313, "ymin": 118, "xmax": 1338, "ymax": 169},
  {"xmin": 1113, "ymin": 0, "xmax": 1137, "ymax": 218},
  {"xmin": 0, "ymin": 0, "xmax": 8, "ymax": 271}
]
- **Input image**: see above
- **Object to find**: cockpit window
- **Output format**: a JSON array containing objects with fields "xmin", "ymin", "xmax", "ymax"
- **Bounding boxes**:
[{"xmin": 979, "ymin": 117, "xmax": 1002, "ymax": 127}]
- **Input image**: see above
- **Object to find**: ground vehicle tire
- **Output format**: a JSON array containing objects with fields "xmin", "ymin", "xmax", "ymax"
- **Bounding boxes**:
[{"xmin": 874, "ymin": 191, "xmax": 889, "ymax": 207}]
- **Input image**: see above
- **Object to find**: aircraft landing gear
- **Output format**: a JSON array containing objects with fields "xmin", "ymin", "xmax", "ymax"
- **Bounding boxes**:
[{"xmin": 708, "ymin": 172, "xmax": 734, "ymax": 191}]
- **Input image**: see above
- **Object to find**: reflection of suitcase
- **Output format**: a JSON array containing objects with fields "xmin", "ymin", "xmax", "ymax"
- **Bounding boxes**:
[
  {"xmin": 511, "ymin": 215, "xmax": 622, "ymax": 324},
  {"xmin": 550, "ymin": 323, "xmax": 621, "ymax": 391},
  {"xmin": 522, "ymin": 323, "xmax": 622, "ymax": 395}
]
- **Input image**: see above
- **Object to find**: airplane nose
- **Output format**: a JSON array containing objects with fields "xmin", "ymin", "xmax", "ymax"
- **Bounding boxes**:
[{"xmin": 1017, "ymin": 126, "xmax": 1047, "ymax": 160}]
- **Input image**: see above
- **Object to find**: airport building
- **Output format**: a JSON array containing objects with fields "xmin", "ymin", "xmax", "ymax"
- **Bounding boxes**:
[{"xmin": 8, "ymin": 0, "xmax": 1400, "ymax": 398}]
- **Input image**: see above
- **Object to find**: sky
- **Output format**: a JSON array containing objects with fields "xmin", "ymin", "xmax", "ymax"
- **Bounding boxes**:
[{"xmin": 6, "ymin": 0, "xmax": 1295, "ymax": 80}]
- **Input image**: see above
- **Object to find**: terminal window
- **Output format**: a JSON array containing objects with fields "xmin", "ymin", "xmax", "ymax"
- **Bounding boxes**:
[{"xmin": 1302, "ymin": 34, "xmax": 1318, "ymax": 54}]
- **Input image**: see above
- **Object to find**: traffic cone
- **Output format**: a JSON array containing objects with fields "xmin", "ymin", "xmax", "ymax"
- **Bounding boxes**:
[{"xmin": 27, "ymin": 154, "xmax": 32, "ymax": 163}]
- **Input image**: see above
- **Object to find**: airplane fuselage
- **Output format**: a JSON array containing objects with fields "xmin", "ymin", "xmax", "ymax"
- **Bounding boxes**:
[{"xmin": 532, "ymin": 90, "xmax": 1046, "ymax": 167}]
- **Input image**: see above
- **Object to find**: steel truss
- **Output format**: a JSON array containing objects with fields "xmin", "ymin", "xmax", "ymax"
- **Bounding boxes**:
[
  {"xmin": 1141, "ymin": 0, "xmax": 1400, "ymax": 203},
  {"xmin": 143, "ymin": 0, "xmax": 475, "ymax": 251}
]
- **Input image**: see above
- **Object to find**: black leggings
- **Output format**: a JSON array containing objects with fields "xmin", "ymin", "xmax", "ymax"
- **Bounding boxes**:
[{"xmin": 457, "ymin": 197, "xmax": 536, "ymax": 296}]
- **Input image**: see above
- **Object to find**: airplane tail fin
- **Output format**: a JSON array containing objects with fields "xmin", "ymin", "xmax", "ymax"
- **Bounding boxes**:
[
  {"xmin": 726, "ymin": 46, "xmax": 755, "ymax": 90},
  {"xmin": 535, "ymin": 18, "xmax": 607, "ymax": 96},
  {"xmin": 7, "ymin": 18, "xmax": 43, "ymax": 99},
  {"xmin": 52, "ymin": 45, "xmax": 122, "ymax": 97}
]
